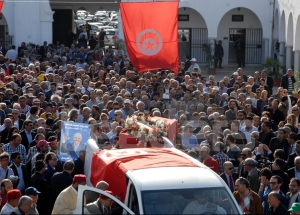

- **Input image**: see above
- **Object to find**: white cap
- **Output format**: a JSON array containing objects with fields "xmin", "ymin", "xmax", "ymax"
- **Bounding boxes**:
[
  {"xmin": 212, "ymin": 86, "xmax": 219, "ymax": 91},
  {"xmin": 190, "ymin": 58, "xmax": 197, "ymax": 62},
  {"xmin": 124, "ymin": 99, "xmax": 131, "ymax": 104},
  {"xmin": 233, "ymin": 72, "xmax": 238, "ymax": 76}
]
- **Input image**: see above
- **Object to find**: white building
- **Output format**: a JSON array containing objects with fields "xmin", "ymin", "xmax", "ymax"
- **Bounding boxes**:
[{"xmin": 1, "ymin": 0, "xmax": 300, "ymax": 70}]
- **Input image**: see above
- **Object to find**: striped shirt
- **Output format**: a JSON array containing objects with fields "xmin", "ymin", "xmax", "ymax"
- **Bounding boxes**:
[
  {"xmin": 213, "ymin": 152, "xmax": 230, "ymax": 174},
  {"xmin": 288, "ymin": 76, "xmax": 293, "ymax": 94}
]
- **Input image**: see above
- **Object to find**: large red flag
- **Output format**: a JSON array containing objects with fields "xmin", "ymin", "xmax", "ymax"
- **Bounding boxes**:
[
  {"xmin": 0, "ymin": 1, "xmax": 4, "ymax": 14},
  {"xmin": 120, "ymin": 2, "xmax": 179, "ymax": 73}
]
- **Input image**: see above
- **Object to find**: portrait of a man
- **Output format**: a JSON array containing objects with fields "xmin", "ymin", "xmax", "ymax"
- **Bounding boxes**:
[{"xmin": 66, "ymin": 133, "xmax": 87, "ymax": 159}]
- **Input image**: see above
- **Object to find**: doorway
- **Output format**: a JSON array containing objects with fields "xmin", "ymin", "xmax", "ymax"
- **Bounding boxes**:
[
  {"xmin": 228, "ymin": 28, "xmax": 245, "ymax": 64},
  {"xmin": 178, "ymin": 28, "xmax": 190, "ymax": 61}
]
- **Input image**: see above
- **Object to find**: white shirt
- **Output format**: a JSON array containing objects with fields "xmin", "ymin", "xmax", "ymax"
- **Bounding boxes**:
[
  {"xmin": 241, "ymin": 126, "xmax": 258, "ymax": 144},
  {"xmin": 0, "ymin": 203, "xmax": 16, "ymax": 215},
  {"xmin": 5, "ymin": 49, "xmax": 18, "ymax": 61}
]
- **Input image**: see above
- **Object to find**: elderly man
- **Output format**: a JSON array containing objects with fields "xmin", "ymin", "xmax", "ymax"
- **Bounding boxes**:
[
  {"xmin": 0, "ymin": 189, "xmax": 22, "ymax": 214},
  {"xmin": 267, "ymin": 191, "xmax": 289, "ymax": 215},
  {"xmin": 220, "ymin": 161, "xmax": 239, "ymax": 192},
  {"xmin": 200, "ymin": 146, "xmax": 219, "ymax": 173},
  {"xmin": 244, "ymin": 158, "xmax": 260, "ymax": 193},
  {"xmin": 188, "ymin": 58, "xmax": 201, "ymax": 74},
  {"xmin": 233, "ymin": 177, "xmax": 263, "ymax": 214},
  {"xmin": 66, "ymin": 133, "xmax": 86, "ymax": 160},
  {"xmin": 84, "ymin": 190, "xmax": 114, "ymax": 214},
  {"xmin": 10, "ymin": 196, "xmax": 33, "ymax": 215},
  {"xmin": 52, "ymin": 174, "xmax": 87, "ymax": 214},
  {"xmin": 25, "ymin": 187, "xmax": 40, "ymax": 214}
]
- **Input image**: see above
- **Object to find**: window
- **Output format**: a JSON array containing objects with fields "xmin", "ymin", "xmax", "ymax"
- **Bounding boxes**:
[
  {"xmin": 142, "ymin": 187, "xmax": 239, "ymax": 215},
  {"xmin": 128, "ymin": 184, "xmax": 140, "ymax": 215},
  {"xmin": 232, "ymin": 15, "xmax": 244, "ymax": 22}
]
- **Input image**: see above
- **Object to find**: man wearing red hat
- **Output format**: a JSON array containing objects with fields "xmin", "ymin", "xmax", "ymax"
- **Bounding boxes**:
[
  {"xmin": 0, "ymin": 189, "xmax": 22, "ymax": 214},
  {"xmin": 84, "ymin": 190, "xmax": 113, "ymax": 215},
  {"xmin": 52, "ymin": 174, "xmax": 86, "ymax": 214}
]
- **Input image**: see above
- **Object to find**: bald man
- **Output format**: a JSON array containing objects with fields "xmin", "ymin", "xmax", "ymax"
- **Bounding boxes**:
[{"xmin": 85, "ymin": 181, "xmax": 110, "ymax": 204}]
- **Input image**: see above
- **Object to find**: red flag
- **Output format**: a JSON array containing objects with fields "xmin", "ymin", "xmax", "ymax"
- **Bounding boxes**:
[
  {"xmin": 120, "ymin": 2, "xmax": 179, "ymax": 73},
  {"xmin": 0, "ymin": 1, "xmax": 4, "ymax": 14}
]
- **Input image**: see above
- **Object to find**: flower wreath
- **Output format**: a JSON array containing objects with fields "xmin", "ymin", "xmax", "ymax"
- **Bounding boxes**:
[{"xmin": 124, "ymin": 115, "xmax": 169, "ymax": 144}]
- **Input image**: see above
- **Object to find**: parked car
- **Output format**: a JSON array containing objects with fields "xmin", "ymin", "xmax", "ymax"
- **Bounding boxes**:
[
  {"xmin": 105, "ymin": 29, "xmax": 118, "ymax": 45},
  {"xmin": 108, "ymin": 21, "xmax": 118, "ymax": 29},
  {"xmin": 90, "ymin": 26, "xmax": 114, "ymax": 39}
]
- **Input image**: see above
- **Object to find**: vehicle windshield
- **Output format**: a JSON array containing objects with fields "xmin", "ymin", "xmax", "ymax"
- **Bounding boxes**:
[{"xmin": 142, "ymin": 187, "xmax": 240, "ymax": 215}]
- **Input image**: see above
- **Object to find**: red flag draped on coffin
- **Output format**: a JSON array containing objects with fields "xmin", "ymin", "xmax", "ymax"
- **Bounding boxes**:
[{"xmin": 120, "ymin": 2, "xmax": 179, "ymax": 73}]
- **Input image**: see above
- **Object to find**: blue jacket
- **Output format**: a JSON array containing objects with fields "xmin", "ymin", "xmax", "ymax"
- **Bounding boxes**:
[{"xmin": 43, "ymin": 164, "xmax": 56, "ymax": 186}]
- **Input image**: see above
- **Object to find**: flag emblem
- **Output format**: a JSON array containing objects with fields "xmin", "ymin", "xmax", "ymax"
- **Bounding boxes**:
[{"xmin": 136, "ymin": 29, "xmax": 163, "ymax": 56}]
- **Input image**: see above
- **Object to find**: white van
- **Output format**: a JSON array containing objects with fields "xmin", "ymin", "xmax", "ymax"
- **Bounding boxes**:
[{"xmin": 74, "ymin": 138, "xmax": 242, "ymax": 214}]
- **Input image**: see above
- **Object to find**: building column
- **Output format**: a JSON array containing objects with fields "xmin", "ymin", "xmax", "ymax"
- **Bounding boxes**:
[
  {"xmin": 286, "ymin": 46, "xmax": 293, "ymax": 69},
  {"xmin": 294, "ymin": 51, "xmax": 300, "ymax": 73},
  {"xmin": 279, "ymin": 42, "xmax": 285, "ymax": 69},
  {"xmin": 209, "ymin": 38, "xmax": 215, "ymax": 68},
  {"xmin": 263, "ymin": 38, "xmax": 269, "ymax": 63}
]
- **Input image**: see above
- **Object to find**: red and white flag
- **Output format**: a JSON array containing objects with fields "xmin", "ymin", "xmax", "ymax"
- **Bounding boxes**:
[{"xmin": 120, "ymin": 1, "xmax": 179, "ymax": 73}]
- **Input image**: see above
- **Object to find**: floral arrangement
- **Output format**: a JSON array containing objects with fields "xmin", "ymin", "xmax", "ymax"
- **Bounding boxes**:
[{"xmin": 125, "ymin": 115, "xmax": 169, "ymax": 145}]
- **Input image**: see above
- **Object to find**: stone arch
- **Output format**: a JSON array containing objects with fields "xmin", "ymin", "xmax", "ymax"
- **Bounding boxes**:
[
  {"xmin": 286, "ymin": 12, "xmax": 294, "ymax": 47},
  {"xmin": 279, "ymin": 10, "xmax": 286, "ymax": 42},
  {"xmin": 294, "ymin": 15, "xmax": 300, "ymax": 50},
  {"xmin": 178, "ymin": 7, "xmax": 207, "ymax": 28}
]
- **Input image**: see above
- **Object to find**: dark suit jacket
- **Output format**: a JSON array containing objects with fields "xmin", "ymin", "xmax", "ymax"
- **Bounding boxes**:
[
  {"xmin": 0, "ymin": 47, "xmax": 7, "ymax": 55},
  {"xmin": 45, "ymin": 90, "xmax": 54, "ymax": 102},
  {"xmin": 66, "ymin": 142, "xmax": 87, "ymax": 160},
  {"xmin": 50, "ymin": 171, "xmax": 73, "ymax": 212},
  {"xmin": 281, "ymin": 74, "xmax": 296, "ymax": 90},
  {"xmin": 31, "ymin": 172, "xmax": 51, "ymax": 215},
  {"xmin": 288, "ymin": 152, "xmax": 298, "ymax": 169},
  {"xmin": 258, "ymin": 131, "xmax": 276, "ymax": 147},
  {"xmin": 288, "ymin": 167, "xmax": 296, "ymax": 180},
  {"xmin": 256, "ymin": 99, "xmax": 268, "ymax": 116},
  {"xmin": 247, "ymin": 167, "xmax": 260, "ymax": 193},
  {"xmin": 20, "ymin": 130, "xmax": 36, "ymax": 152},
  {"xmin": 287, "ymin": 192, "xmax": 300, "ymax": 206},
  {"xmin": 220, "ymin": 172, "xmax": 238, "ymax": 191},
  {"xmin": 9, "ymin": 163, "xmax": 28, "ymax": 189},
  {"xmin": 40, "ymin": 46, "xmax": 48, "ymax": 57},
  {"xmin": 266, "ymin": 76, "xmax": 274, "ymax": 95},
  {"xmin": 17, "ymin": 119, "xmax": 24, "ymax": 131},
  {"xmin": 43, "ymin": 164, "xmax": 56, "ymax": 186}
]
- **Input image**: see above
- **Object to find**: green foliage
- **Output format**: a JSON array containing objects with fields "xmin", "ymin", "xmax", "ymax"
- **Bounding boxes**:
[
  {"xmin": 202, "ymin": 43, "xmax": 217, "ymax": 68},
  {"xmin": 262, "ymin": 57, "xmax": 283, "ymax": 78}
]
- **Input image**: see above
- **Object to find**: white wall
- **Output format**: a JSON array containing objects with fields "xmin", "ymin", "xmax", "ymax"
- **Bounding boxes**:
[
  {"xmin": 216, "ymin": 8, "xmax": 262, "ymax": 65},
  {"xmin": 178, "ymin": 7, "xmax": 206, "ymax": 28}
]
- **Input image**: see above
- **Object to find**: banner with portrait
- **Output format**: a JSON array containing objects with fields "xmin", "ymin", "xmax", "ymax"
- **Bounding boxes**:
[{"xmin": 59, "ymin": 121, "xmax": 90, "ymax": 162}]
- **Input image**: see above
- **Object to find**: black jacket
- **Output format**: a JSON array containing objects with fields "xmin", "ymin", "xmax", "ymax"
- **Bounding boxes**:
[
  {"xmin": 288, "ymin": 152, "xmax": 298, "ymax": 169},
  {"xmin": 31, "ymin": 171, "xmax": 51, "ymax": 215},
  {"xmin": 72, "ymin": 158, "xmax": 84, "ymax": 177},
  {"xmin": 20, "ymin": 130, "xmax": 36, "ymax": 153},
  {"xmin": 220, "ymin": 172, "xmax": 239, "ymax": 192},
  {"xmin": 280, "ymin": 74, "xmax": 296, "ymax": 90},
  {"xmin": 272, "ymin": 169, "xmax": 290, "ymax": 194},
  {"xmin": 267, "ymin": 203, "xmax": 289, "ymax": 215},
  {"xmin": 258, "ymin": 131, "xmax": 276, "ymax": 147},
  {"xmin": 50, "ymin": 171, "xmax": 73, "ymax": 212},
  {"xmin": 9, "ymin": 163, "xmax": 28, "ymax": 190}
]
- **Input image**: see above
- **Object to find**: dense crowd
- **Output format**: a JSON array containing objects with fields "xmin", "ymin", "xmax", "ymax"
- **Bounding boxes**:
[{"xmin": 0, "ymin": 39, "xmax": 299, "ymax": 214}]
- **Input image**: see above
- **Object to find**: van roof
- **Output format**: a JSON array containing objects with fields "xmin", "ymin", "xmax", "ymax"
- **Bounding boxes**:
[
  {"xmin": 127, "ymin": 166, "xmax": 224, "ymax": 191},
  {"xmin": 90, "ymin": 148, "xmax": 206, "ymax": 201}
]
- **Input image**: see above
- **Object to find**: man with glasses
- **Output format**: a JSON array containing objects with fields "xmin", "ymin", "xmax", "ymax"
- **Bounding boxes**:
[
  {"xmin": 260, "ymin": 175, "xmax": 288, "ymax": 207},
  {"xmin": 43, "ymin": 152, "xmax": 58, "ymax": 185},
  {"xmin": 220, "ymin": 161, "xmax": 238, "ymax": 192},
  {"xmin": 9, "ymin": 151, "xmax": 28, "ymax": 192}
]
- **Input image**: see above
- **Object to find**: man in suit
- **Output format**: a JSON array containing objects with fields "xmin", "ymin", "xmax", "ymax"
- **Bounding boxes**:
[
  {"xmin": 20, "ymin": 120, "xmax": 36, "ymax": 152},
  {"xmin": 261, "ymin": 70, "xmax": 274, "ymax": 95},
  {"xmin": 43, "ymin": 152, "xmax": 58, "ymax": 186},
  {"xmin": 31, "ymin": 160, "xmax": 51, "ymax": 215},
  {"xmin": 50, "ymin": 160, "xmax": 74, "ymax": 212},
  {"xmin": 84, "ymin": 190, "xmax": 114, "ymax": 214},
  {"xmin": 258, "ymin": 167, "xmax": 273, "ymax": 214},
  {"xmin": 9, "ymin": 152, "xmax": 28, "ymax": 193},
  {"xmin": 288, "ymin": 156, "xmax": 300, "ymax": 180},
  {"xmin": 184, "ymin": 55, "xmax": 191, "ymax": 71},
  {"xmin": 288, "ymin": 141, "xmax": 300, "ymax": 169},
  {"xmin": 45, "ymin": 83, "xmax": 57, "ymax": 102},
  {"xmin": 220, "ymin": 161, "xmax": 239, "ymax": 193},
  {"xmin": 287, "ymin": 178, "xmax": 300, "ymax": 209},
  {"xmin": 66, "ymin": 133, "xmax": 87, "ymax": 160},
  {"xmin": 40, "ymin": 41, "xmax": 48, "ymax": 58},
  {"xmin": 17, "ymin": 42, "xmax": 27, "ymax": 57},
  {"xmin": 244, "ymin": 158, "xmax": 260, "ymax": 193},
  {"xmin": 281, "ymin": 69, "xmax": 296, "ymax": 95}
]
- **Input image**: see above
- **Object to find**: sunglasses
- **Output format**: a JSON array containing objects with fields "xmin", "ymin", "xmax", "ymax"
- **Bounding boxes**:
[
  {"xmin": 241, "ymin": 154, "xmax": 246, "ymax": 156},
  {"xmin": 228, "ymin": 167, "xmax": 234, "ymax": 170}
]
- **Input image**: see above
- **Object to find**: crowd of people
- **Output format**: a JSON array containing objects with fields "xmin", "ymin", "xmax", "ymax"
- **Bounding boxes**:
[{"xmin": 0, "ymin": 38, "xmax": 298, "ymax": 215}]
